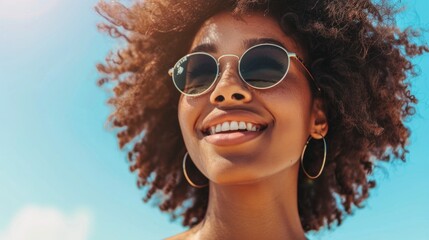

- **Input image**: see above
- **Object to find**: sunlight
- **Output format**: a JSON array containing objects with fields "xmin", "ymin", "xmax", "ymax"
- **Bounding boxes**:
[{"xmin": 0, "ymin": 0, "xmax": 59, "ymax": 20}]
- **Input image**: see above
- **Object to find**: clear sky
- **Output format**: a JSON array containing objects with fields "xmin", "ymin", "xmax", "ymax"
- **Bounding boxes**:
[{"xmin": 0, "ymin": 0, "xmax": 428, "ymax": 239}]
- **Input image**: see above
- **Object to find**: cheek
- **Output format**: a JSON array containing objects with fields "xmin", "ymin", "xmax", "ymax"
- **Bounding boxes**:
[
  {"xmin": 264, "ymin": 90, "xmax": 312, "ymax": 154},
  {"xmin": 178, "ymin": 97, "xmax": 201, "ymax": 151},
  {"xmin": 177, "ymin": 98, "xmax": 211, "ymax": 176},
  {"xmin": 178, "ymin": 99, "xmax": 192, "ymax": 138}
]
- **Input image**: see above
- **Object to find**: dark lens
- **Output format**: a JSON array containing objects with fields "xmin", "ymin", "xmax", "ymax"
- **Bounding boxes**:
[
  {"xmin": 173, "ymin": 53, "xmax": 217, "ymax": 95},
  {"xmin": 240, "ymin": 45, "xmax": 289, "ymax": 88}
]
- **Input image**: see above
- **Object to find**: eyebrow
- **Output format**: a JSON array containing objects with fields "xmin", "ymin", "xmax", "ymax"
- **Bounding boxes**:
[
  {"xmin": 189, "ymin": 43, "xmax": 217, "ymax": 53},
  {"xmin": 189, "ymin": 37, "xmax": 288, "ymax": 54},
  {"xmin": 242, "ymin": 38, "xmax": 287, "ymax": 50}
]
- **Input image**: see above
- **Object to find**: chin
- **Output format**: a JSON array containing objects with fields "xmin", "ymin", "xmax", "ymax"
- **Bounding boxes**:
[
  {"xmin": 205, "ymin": 156, "xmax": 277, "ymax": 185},
  {"xmin": 207, "ymin": 152, "xmax": 301, "ymax": 186}
]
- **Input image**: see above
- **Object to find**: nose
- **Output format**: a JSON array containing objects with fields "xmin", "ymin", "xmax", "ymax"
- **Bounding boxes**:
[{"xmin": 209, "ymin": 57, "xmax": 252, "ymax": 106}]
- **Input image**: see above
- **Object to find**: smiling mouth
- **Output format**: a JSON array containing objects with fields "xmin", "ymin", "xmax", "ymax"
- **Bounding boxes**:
[{"xmin": 202, "ymin": 121, "xmax": 268, "ymax": 136}]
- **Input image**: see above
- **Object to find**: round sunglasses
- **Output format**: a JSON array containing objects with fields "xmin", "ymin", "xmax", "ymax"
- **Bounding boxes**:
[{"xmin": 168, "ymin": 43, "xmax": 320, "ymax": 96}]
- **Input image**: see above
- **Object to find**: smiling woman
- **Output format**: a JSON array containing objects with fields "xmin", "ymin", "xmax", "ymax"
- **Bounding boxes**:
[
  {"xmin": 0, "ymin": 0, "xmax": 58, "ymax": 20},
  {"xmin": 95, "ymin": 0, "xmax": 428, "ymax": 239}
]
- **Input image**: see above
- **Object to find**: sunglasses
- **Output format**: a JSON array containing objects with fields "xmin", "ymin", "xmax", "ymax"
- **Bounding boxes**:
[{"xmin": 168, "ymin": 43, "xmax": 320, "ymax": 96}]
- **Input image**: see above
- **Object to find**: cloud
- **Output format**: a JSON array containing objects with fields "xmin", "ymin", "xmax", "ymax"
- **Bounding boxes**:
[
  {"xmin": 0, "ymin": 205, "xmax": 92, "ymax": 240},
  {"xmin": 0, "ymin": 0, "xmax": 59, "ymax": 20}
]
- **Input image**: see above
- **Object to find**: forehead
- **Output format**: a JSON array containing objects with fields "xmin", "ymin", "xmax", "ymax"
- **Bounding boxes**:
[{"xmin": 190, "ymin": 11, "xmax": 303, "ymax": 55}]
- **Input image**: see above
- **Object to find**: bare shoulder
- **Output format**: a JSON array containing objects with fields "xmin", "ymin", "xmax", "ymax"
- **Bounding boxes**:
[{"xmin": 164, "ymin": 228, "xmax": 196, "ymax": 240}]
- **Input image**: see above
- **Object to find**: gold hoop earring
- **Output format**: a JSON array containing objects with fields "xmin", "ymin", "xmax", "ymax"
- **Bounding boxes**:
[
  {"xmin": 300, "ymin": 133, "xmax": 327, "ymax": 179},
  {"xmin": 182, "ymin": 152, "xmax": 209, "ymax": 188}
]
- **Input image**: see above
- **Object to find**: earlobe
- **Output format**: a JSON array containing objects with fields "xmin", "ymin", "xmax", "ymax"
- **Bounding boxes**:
[{"xmin": 310, "ymin": 98, "xmax": 328, "ymax": 139}]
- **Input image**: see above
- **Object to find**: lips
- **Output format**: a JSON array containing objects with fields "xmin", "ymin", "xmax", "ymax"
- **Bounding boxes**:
[
  {"xmin": 199, "ymin": 110, "xmax": 270, "ymax": 146},
  {"xmin": 203, "ymin": 126, "xmax": 267, "ymax": 146}
]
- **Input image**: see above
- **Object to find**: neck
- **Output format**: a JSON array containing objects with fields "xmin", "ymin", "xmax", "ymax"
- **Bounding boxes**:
[{"xmin": 190, "ymin": 162, "xmax": 306, "ymax": 240}]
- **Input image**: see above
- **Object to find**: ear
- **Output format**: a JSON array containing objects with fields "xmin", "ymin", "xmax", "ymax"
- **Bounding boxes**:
[{"xmin": 309, "ymin": 98, "xmax": 328, "ymax": 139}]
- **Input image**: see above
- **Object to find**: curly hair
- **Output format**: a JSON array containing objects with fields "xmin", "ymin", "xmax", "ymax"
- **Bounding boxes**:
[{"xmin": 95, "ymin": 0, "xmax": 428, "ymax": 232}]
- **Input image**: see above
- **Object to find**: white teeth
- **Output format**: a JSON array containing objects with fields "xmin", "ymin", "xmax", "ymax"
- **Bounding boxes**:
[
  {"xmin": 215, "ymin": 124, "xmax": 222, "ymax": 133},
  {"xmin": 210, "ymin": 126, "xmax": 216, "ymax": 135},
  {"xmin": 206, "ymin": 121, "xmax": 264, "ymax": 135},
  {"xmin": 230, "ymin": 121, "xmax": 239, "ymax": 131},
  {"xmin": 221, "ymin": 122, "xmax": 230, "ymax": 132}
]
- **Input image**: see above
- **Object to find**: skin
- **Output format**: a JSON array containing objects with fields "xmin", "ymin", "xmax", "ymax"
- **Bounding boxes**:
[{"xmin": 168, "ymin": 11, "xmax": 328, "ymax": 240}]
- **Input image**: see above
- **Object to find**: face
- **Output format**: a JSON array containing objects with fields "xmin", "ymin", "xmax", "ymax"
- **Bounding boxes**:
[{"xmin": 177, "ymin": 11, "xmax": 325, "ymax": 185}]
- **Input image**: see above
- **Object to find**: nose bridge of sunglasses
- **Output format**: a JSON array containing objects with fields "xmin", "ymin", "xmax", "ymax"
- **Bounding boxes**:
[
  {"xmin": 216, "ymin": 54, "xmax": 240, "ymax": 76},
  {"xmin": 217, "ymin": 54, "xmax": 240, "ymax": 62}
]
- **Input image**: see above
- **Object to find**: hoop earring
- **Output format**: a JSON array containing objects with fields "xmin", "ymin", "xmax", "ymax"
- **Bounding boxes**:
[
  {"xmin": 182, "ymin": 152, "xmax": 209, "ymax": 188},
  {"xmin": 300, "ymin": 133, "xmax": 327, "ymax": 179}
]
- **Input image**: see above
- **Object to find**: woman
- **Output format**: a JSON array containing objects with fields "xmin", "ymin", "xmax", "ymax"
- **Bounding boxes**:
[{"xmin": 95, "ymin": 0, "xmax": 428, "ymax": 239}]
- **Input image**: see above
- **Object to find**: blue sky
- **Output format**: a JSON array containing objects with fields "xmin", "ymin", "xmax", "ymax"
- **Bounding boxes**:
[{"xmin": 0, "ymin": 0, "xmax": 428, "ymax": 239}]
